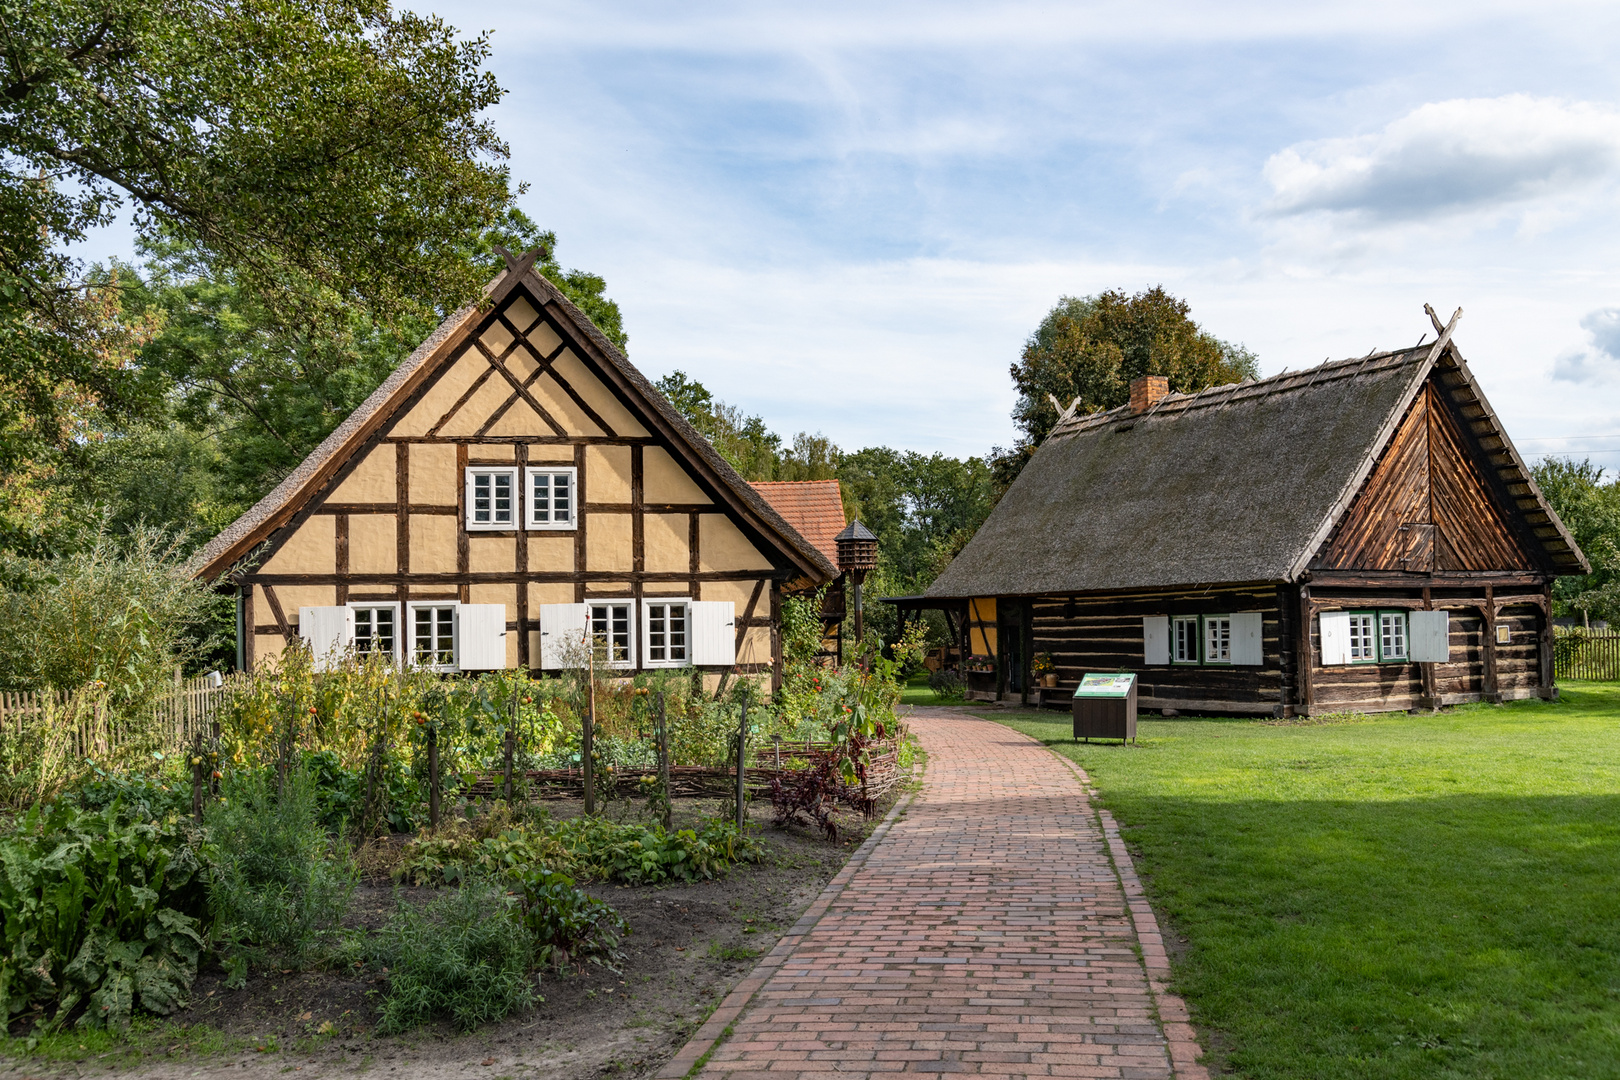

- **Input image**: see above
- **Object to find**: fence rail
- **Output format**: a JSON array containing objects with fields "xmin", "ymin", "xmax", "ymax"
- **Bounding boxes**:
[
  {"xmin": 1556, "ymin": 632, "xmax": 1620, "ymax": 681},
  {"xmin": 0, "ymin": 673, "xmax": 233, "ymax": 758}
]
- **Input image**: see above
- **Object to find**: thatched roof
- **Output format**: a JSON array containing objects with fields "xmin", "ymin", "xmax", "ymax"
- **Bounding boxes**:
[
  {"xmin": 926, "ymin": 332, "xmax": 1586, "ymax": 599},
  {"xmin": 192, "ymin": 256, "xmax": 836, "ymax": 584}
]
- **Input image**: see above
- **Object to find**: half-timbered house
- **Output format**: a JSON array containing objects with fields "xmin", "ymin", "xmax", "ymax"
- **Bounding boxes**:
[
  {"xmin": 924, "ymin": 310, "xmax": 1588, "ymax": 715},
  {"xmin": 191, "ymin": 249, "xmax": 837, "ymax": 688}
]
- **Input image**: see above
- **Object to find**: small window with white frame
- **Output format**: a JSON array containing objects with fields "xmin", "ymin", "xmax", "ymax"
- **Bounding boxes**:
[
  {"xmin": 410, "ymin": 603, "xmax": 457, "ymax": 669},
  {"xmin": 1204, "ymin": 615, "xmax": 1233, "ymax": 664},
  {"xmin": 1379, "ymin": 611, "xmax": 1408, "ymax": 661},
  {"xmin": 351, "ymin": 603, "xmax": 399, "ymax": 661},
  {"xmin": 643, "ymin": 600, "xmax": 689, "ymax": 667},
  {"xmin": 1348, "ymin": 611, "xmax": 1377, "ymax": 662},
  {"xmin": 588, "ymin": 600, "xmax": 634, "ymax": 668},
  {"xmin": 1172, "ymin": 616, "xmax": 1200, "ymax": 664},
  {"xmin": 526, "ymin": 466, "xmax": 577, "ymax": 530},
  {"xmin": 465, "ymin": 467, "xmax": 518, "ymax": 530}
]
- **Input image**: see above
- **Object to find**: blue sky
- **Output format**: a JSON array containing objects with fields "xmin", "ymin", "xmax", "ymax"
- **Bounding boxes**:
[{"xmin": 341, "ymin": 5, "xmax": 1620, "ymax": 466}]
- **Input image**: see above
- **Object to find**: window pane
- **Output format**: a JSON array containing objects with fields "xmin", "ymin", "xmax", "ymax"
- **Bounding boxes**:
[
  {"xmin": 414, "ymin": 606, "xmax": 454, "ymax": 666},
  {"xmin": 553, "ymin": 473, "xmax": 571, "ymax": 522},
  {"xmin": 1381, "ymin": 613, "xmax": 1406, "ymax": 660},
  {"xmin": 669, "ymin": 605, "xmax": 686, "ymax": 661},
  {"xmin": 611, "ymin": 604, "xmax": 629, "ymax": 663},
  {"xmin": 493, "ymin": 472, "xmax": 512, "ymax": 523},
  {"xmin": 1206, "ymin": 618, "xmax": 1231, "ymax": 662},
  {"xmin": 375, "ymin": 608, "xmax": 394, "ymax": 654},
  {"xmin": 649, "ymin": 604, "xmax": 666, "ymax": 661},
  {"xmin": 531, "ymin": 472, "xmax": 550, "ymax": 522},
  {"xmin": 1349, "ymin": 614, "xmax": 1374, "ymax": 660},
  {"xmin": 355, "ymin": 608, "xmax": 373, "ymax": 651},
  {"xmin": 473, "ymin": 474, "xmax": 491, "ymax": 523}
]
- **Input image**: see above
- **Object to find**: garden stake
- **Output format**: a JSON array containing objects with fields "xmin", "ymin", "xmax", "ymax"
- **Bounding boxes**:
[
  {"xmin": 736, "ymin": 688, "xmax": 750, "ymax": 832},
  {"xmin": 190, "ymin": 731, "xmax": 206, "ymax": 824},
  {"xmin": 504, "ymin": 725, "xmax": 516, "ymax": 804},
  {"xmin": 656, "ymin": 691, "xmax": 671, "ymax": 831},
  {"xmin": 427, "ymin": 725, "xmax": 440, "ymax": 829},
  {"xmin": 584, "ymin": 629, "xmax": 596, "ymax": 815}
]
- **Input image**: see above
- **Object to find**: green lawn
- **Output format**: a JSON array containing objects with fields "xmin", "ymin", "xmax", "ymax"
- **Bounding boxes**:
[{"xmin": 982, "ymin": 682, "xmax": 1620, "ymax": 1080}]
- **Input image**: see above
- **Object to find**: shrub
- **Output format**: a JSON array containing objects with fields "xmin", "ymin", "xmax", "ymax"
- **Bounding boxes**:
[
  {"xmin": 509, "ymin": 867, "xmax": 628, "ymax": 971},
  {"xmin": 0, "ymin": 803, "xmax": 207, "ymax": 1031},
  {"xmin": 550, "ymin": 817, "xmax": 761, "ymax": 885},
  {"xmin": 375, "ymin": 877, "xmax": 535, "ymax": 1034},
  {"xmin": 205, "ymin": 768, "xmax": 356, "ymax": 971},
  {"xmin": 927, "ymin": 668, "xmax": 964, "ymax": 702}
]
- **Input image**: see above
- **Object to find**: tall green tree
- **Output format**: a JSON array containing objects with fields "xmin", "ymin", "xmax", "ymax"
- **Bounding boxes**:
[
  {"xmin": 1532, "ymin": 457, "xmax": 1620, "ymax": 624},
  {"xmin": 996, "ymin": 287, "xmax": 1259, "ymax": 488}
]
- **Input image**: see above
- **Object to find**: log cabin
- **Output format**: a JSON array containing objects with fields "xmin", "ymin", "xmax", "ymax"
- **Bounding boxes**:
[
  {"xmin": 191, "ymin": 249, "xmax": 837, "ymax": 689},
  {"xmin": 924, "ymin": 309, "xmax": 1589, "ymax": 715}
]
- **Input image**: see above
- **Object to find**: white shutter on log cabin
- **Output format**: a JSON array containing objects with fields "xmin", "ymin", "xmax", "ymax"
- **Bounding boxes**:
[
  {"xmin": 457, "ymin": 604, "xmax": 509, "ymax": 671},
  {"xmin": 1142, "ymin": 616, "xmax": 1170, "ymax": 666},
  {"xmin": 538, "ymin": 603, "xmax": 588, "ymax": 671},
  {"xmin": 299, "ymin": 606, "xmax": 353, "ymax": 672},
  {"xmin": 1231, "ymin": 612, "xmax": 1264, "ymax": 666},
  {"xmin": 690, "ymin": 601, "xmax": 736, "ymax": 666},
  {"xmin": 1409, "ymin": 610, "xmax": 1451, "ymax": 663},
  {"xmin": 1318, "ymin": 611, "xmax": 1351, "ymax": 666}
]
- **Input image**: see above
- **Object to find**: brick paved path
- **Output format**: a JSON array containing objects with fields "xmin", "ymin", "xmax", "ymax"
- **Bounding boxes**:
[{"xmin": 691, "ymin": 709, "xmax": 1206, "ymax": 1080}]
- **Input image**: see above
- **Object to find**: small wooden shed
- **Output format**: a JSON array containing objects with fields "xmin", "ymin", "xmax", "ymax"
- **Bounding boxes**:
[{"xmin": 925, "ymin": 311, "xmax": 1588, "ymax": 715}]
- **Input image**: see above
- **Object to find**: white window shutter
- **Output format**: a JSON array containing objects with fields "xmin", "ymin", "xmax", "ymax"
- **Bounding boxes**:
[
  {"xmin": 299, "ymin": 606, "xmax": 353, "ymax": 672},
  {"xmin": 458, "ymin": 604, "xmax": 509, "ymax": 671},
  {"xmin": 538, "ymin": 603, "xmax": 588, "ymax": 671},
  {"xmin": 1142, "ymin": 616, "xmax": 1170, "ymax": 665},
  {"xmin": 690, "ymin": 601, "xmax": 736, "ymax": 666},
  {"xmin": 1232, "ymin": 612, "xmax": 1264, "ymax": 666},
  {"xmin": 1409, "ymin": 610, "xmax": 1450, "ymax": 663},
  {"xmin": 1318, "ymin": 611, "xmax": 1351, "ymax": 666}
]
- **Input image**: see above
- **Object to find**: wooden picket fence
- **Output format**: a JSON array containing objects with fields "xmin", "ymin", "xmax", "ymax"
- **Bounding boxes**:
[
  {"xmin": 0, "ymin": 672, "xmax": 235, "ymax": 758},
  {"xmin": 1556, "ymin": 632, "xmax": 1620, "ymax": 681}
]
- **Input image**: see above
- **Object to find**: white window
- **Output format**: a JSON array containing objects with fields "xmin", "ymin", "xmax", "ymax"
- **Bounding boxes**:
[
  {"xmin": 643, "ymin": 600, "xmax": 689, "ymax": 667},
  {"xmin": 1172, "ymin": 616, "xmax": 1200, "ymax": 664},
  {"xmin": 1379, "ymin": 611, "xmax": 1408, "ymax": 661},
  {"xmin": 588, "ymin": 600, "xmax": 634, "ymax": 668},
  {"xmin": 1204, "ymin": 616, "xmax": 1232, "ymax": 664},
  {"xmin": 526, "ymin": 467, "xmax": 577, "ymax": 530},
  {"xmin": 351, "ymin": 603, "xmax": 400, "ymax": 661},
  {"xmin": 1348, "ymin": 612, "xmax": 1376, "ymax": 663},
  {"xmin": 411, "ymin": 604, "xmax": 458, "ymax": 669},
  {"xmin": 465, "ymin": 467, "xmax": 518, "ymax": 530}
]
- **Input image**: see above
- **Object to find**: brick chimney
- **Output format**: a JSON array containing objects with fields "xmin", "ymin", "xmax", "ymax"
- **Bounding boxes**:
[{"xmin": 1129, "ymin": 375, "xmax": 1169, "ymax": 414}]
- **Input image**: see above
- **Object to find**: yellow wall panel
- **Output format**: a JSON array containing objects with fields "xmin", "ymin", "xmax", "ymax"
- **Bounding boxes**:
[
  {"xmin": 528, "ymin": 444, "xmax": 575, "ymax": 465},
  {"xmin": 262, "ymin": 516, "xmax": 336, "ymax": 574},
  {"xmin": 738, "ymin": 626, "xmax": 774, "ymax": 666},
  {"xmin": 480, "ymin": 320, "xmax": 514, "ymax": 356},
  {"xmin": 505, "ymin": 342, "xmax": 541, "ymax": 382},
  {"xmin": 527, "ymin": 534, "xmax": 574, "ymax": 573},
  {"xmin": 700, "ymin": 578, "xmax": 760, "ymax": 610},
  {"xmin": 505, "ymin": 295, "xmax": 541, "ymax": 333},
  {"xmin": 528, "ymin": 582, "xmax": 575, "ymax": 608},
  {"xmin": 644, "ymin": 447, "xmax": 710, "ymax": 504},
  {"xmin": 469, "ymin": 582, "xmax": 516, "ymax": 611},
  {"xmin": 468, "ymin": 535, "xmax": 516, "ymax": 572},
  {"xmin": 391, "ymin": 352, "xmax": 485, "ymax": 437},
  {"xmin": 437, "ymin": 374, "xmax": 512, "ymax": 438},
  {"xmin": 586, "ymin": 446, "xmax": 633, "ymax": 504},
  {"xmin": 409, "ymin": 444, "xmax": 458, "ymax": 505},
  {"xmin": 644, "ymin": 513, "xmax": 689, "ymax": 573},
  {"xmin": 410, "ymin": 515, "xmax": 457, "ymax": 571},
  {"xmin": 253, "ymin": 633, "xmax": 287, "ymax": 666},
  {"xmin": 348, "ymin": 515, "xmax": 396, "ymax": 575},
  {"xmin": 585, "ymin": 581, "xmax": 632, "ymax": 597},
  {"xmin": 486, "ymin": 398, "xmax": 547, "ymax": 438},
  {"xmin": 529, "ymin": 372, "xmax": 604, "ymax": 437},
  {"xmin": 527, "ymin": 321, "xmax": 562, "ymax": 357},
  {"xmin": 585, "ymin": 513, "xmax": 633, "ymax": 572},
  {"xmin": 698, "ymin": 515, "xmax": 773, "ymax": 572},
  {"xmin": 468, "ymin": 445, "xmax": 515, "ymax": 462},
  {"xmin": 969, "ymin": 597, "xmax": 997, "ymax": 656},
  {"xmin": 328, "ymin": 446, "xmax": 395, "ymax": 504},
  {"xmin": 551, "ymin": 350, "xmax": 649, "ymax": 437},
  {"xmin": 274, "ymin": 586, "xmax": 338, "ymax": 617}
]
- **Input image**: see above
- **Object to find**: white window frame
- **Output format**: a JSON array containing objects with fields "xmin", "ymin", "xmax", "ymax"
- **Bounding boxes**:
[
  {"xmin": 408, "ymin": 602, "xmax": 459, "ymax": 671},
  {"xmin": 525, "ymin": 466, "xmax": 578, "ymax": 530},
  {"xmin": 642, "ymin": 599, "xmax": 692, "ymax": 668},
  {"xmin": 1203, "ymin": 615, "xmax": 1233, "ymax": 664},
  {"xmin": 465, "ymin": 467, "xmax": 519, "ymax": 531},
  {"xmin": 348, "ymin": 601, "xmax": 402, "ymax": 664},
  {"xmin": 587, "ymin": 599, "xmax": 636, "ymax": 669},
  {"xmin": 1171, "ymin": 616, "xmax": 1200, "ymax": 665},
  {"xmin": 1379, "ymin": 611, "xmax": 1408, "ymax": 662},
  {"xmin": 1347, "ymin": 611, "xmax": 1377, "ymax": 664}
]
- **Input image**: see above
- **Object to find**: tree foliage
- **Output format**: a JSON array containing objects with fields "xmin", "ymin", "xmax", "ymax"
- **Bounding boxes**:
[{"xmin": 1532, "ymin": 457, "xmax": 1620, "ymax": 623}]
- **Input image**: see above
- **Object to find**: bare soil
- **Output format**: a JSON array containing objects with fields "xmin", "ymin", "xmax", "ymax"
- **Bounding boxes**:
[{"xmin": 0, "ymin": 791, "xmax": 904, "ymax": 1080}]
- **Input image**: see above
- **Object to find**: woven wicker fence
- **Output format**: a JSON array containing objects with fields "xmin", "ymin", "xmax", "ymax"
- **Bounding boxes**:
[{"xmin": 1556, "ymin": 632, "xmax": 1620, "ymax": 681}]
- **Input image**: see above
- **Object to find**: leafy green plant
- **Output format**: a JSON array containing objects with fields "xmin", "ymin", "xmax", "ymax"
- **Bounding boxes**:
[
  {"xmin": 205, "ymin": 768, "xmax": 356, "ymax": 971},
  {"xmin": 550, "ymin": 817, "xmax": 761, "ymax": 885},
  {"xmin": 374, "ymin": 877, "xmax": 535, "ymax": 1034},
  {"xmin": 509, "ymin": 867, "xmax": 628, "ymax": 971},
  {"xmin": 0, "ymin": 803, "xmax": 207, "ymax": 1031},
  {"xmin": 927, "ymin": 668, "xmax": 965, "ymax": 702}
]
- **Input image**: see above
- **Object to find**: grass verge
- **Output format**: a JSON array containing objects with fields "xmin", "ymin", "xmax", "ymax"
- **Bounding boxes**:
[{"xmin": 981, "ymin": 681, "xmax": 1620, "ymax": 1080}]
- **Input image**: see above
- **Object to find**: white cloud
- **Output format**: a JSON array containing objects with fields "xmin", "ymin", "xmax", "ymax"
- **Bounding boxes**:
[
  {"xmin": 1580, "ymin": 306, "xmax": 1620, "ymax": 358},
  {"xmin": 1263, "ymin": 95, "xmax": 1620, "ymax": 222},
  {"xmin": 1552, "ymin": 306, "xmax": 1620, "ymax": 383}
]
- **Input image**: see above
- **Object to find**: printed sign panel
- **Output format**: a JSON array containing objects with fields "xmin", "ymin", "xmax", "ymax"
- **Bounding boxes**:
[{"xmin": 1072, "ymin": 672, "xmax": 1137, "ymax": 698}]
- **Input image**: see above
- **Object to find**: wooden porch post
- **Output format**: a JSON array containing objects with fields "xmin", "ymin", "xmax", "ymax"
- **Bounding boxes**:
[{"xmin": 1297, "ymin": 585, "xmax": 1314, "ymax": 716}]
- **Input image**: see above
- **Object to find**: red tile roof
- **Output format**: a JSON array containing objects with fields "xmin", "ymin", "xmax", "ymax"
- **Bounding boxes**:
[{"xmin": 749, "ymin": 480, "xmax": 847, "ymax": 568}]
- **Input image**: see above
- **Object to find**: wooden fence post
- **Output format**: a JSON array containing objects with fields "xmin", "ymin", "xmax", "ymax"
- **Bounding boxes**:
[
  {"xmin": 735, "ymin": 688, "xmax": 749, "ymax": 832},
  {"xmin": 656, "ymin": 691, "xmax": 671, "ymax": 832},
  {"xmin": 428, "ymin": 725, "xmax": 440, "ymax": 830},
  {"xmin": 503, "ymin": 726, "xmax": 516, "ymax": 804}
]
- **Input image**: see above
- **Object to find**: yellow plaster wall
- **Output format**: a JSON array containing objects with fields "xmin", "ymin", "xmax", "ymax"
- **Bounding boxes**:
[
  {"xmin": 969, "ymin": 598, "xmax": 997, "ymax": 656},
  {"xmin": 349, "ymin": 515, "xmax": 397, "ymax": 575},
  {"xmin": 487, "ymin": 399, "xmax": 547, "ymax": 438},
  {"xmin": 392, "ymin": 351, "xmax": 485, "ymax": 438},
  {"xmin": 529, "ymin": 372, "xmax": 603, "ymax": 436},
  {"xmin": 328, "ymin": 447, "xmax": 395, "ymax": 504},
  {"xmin": 585, "ymin": 582, "xmax": 632, "ymax": 597},
  {"xmin": 644, "ymin": 447, "xmax": 710, "ymax": 505},
  {"xmin": 586, "ymin": 446, "xmax": 632, "ymax": 504},
  {"xmin": 479, "ymin": 320, "xmax": 514, "ymax": 357},
  {"xmin": 467, "ymin": 445, "xmax": 515, "ymax": 462},
  {"xmin": 409, "ymin": 444, "xmax": 458, "ymax": 505},
  {"xmin": 551, "ymin": 350, "xmax": 649, "ymax": 437},
  {"xmin": 468, "ymin": 535, "xmax": 516, "ymax": 572},
  {"xmin": 528, "ymin": 321, "xmax": 562, "ymax": 357},
  {"xmin": 528, "ymin": 444, "xmax": 574, "ymax": 465},
  {"xmin": 528, "ymin": 582, "xmax": 575, "ymax": 609},
  {"xmin": 644, "ymin": 514, "xmax": 689, "ymax": 573},
  {"xmin": 699, "ymin": 515, "xmax": 773, "ymax": 573},
  {"xmin": 527, "ymin": 534, "xmax": 574, "ymax": 573},
  {"xmin": 505, "ymin": 295, "xmax": 541, "ymax": 333},
  {"xmin": 737, "ymin": 626, "xmax": 774, "ymax": 666},
  {"xmin": 275, "ymin": 585, "xmax": 338, "ymax": 619},
  {"xmin": 409, "ymin": 515, "xmax": 457, "ymax": 571},
  {"xmin": 437, "ymin": 375, "xmax": 512, "ymax": 438},
  {"xmin": 253, "ymin": 633, "xmax": 287, "ymax": 667},
  {"xmin": 700, "ymin": 578, "xmax": 761, "ymax": 610},
  {"xmin": 585, "ymin": 514, "xmax": 633, "ymax": 572},
  {"xmin": 262, "ymin": 516, "xmax": 336, "ymax": 574},
  {"xmin": 469, "ymin": 582, "xmax": 516, "ymax": 610}
]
